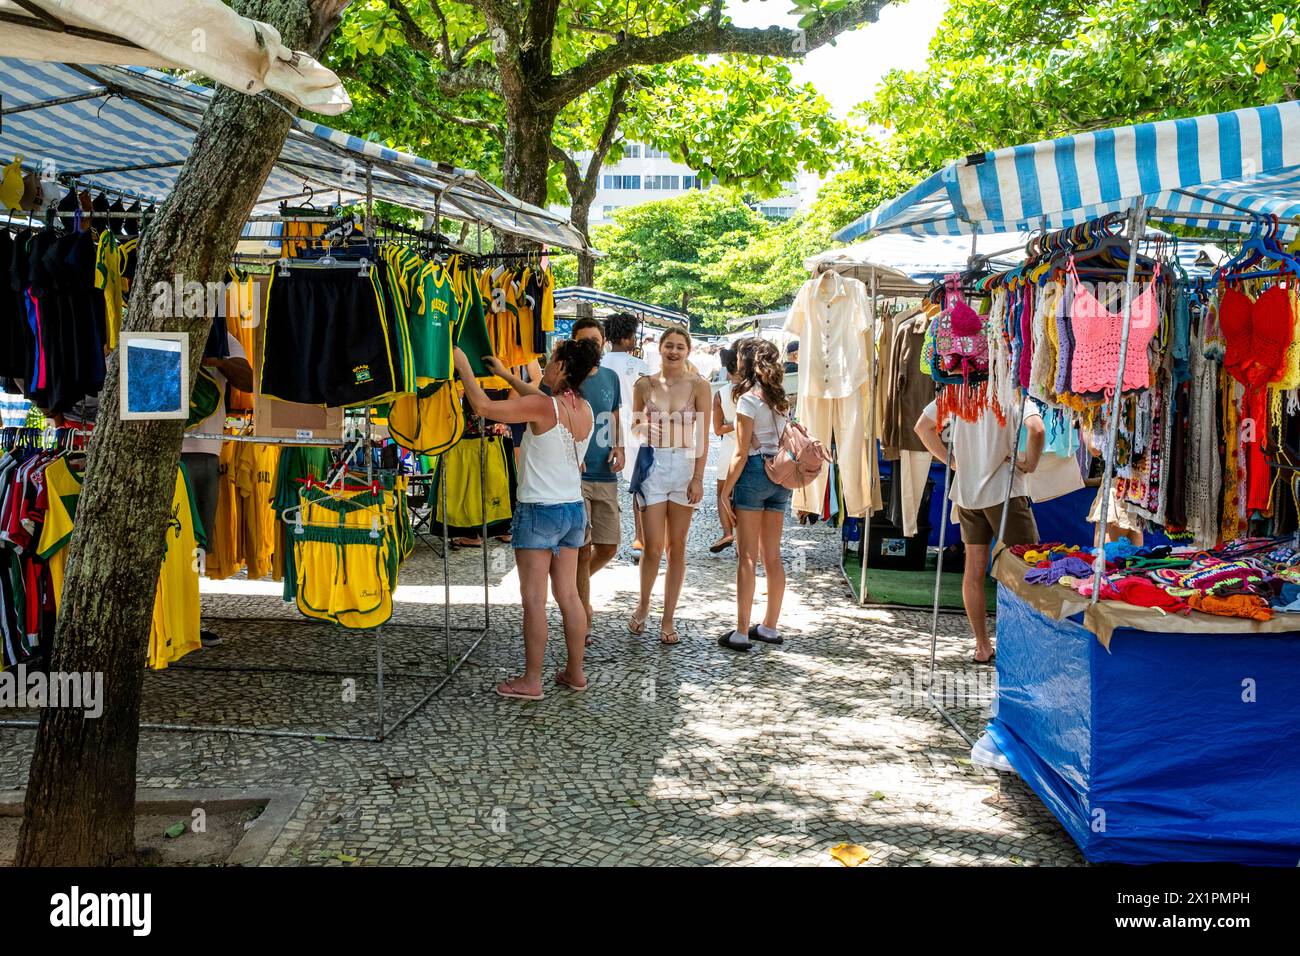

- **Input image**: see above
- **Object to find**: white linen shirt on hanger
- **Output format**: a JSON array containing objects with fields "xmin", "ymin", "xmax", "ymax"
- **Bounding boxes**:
[{"xmin": 784, "ymin": 270, "xmax": 873, "ymax": 401}]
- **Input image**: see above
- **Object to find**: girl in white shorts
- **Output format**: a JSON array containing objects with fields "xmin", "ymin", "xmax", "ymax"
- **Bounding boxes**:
[{"xmin": 628, "ymin": 326, "xmax": 712, "ymax": 645}]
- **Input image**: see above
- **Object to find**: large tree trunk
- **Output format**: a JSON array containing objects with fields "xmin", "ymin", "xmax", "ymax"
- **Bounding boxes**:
[
  {"xmin": 16, "ymin": 0, "xmax": 346, "ymax": 867},
  {"xmin": 570, "ymin": 201, "xmax": 595, "ymax": 317},
  {"xmin": 500, "ymin": 102, "xmax": 558, "ymax": 251},
  {"xmin": 572, "ymin": 204, "xmax": 595, "ymax": 284}
]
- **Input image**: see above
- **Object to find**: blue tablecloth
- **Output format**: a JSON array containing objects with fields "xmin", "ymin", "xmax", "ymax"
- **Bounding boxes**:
[{"xmin": 988, "ymin": 584, "xmax": 1300, "ymax": 865}]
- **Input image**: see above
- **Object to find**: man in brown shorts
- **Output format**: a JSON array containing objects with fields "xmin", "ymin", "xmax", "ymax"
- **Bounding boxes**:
[
  {"xmin": 915, "ymin": 397, "xmax": 1044, "ymax": 664},
  {"xmin": 572, "ymin": 319, "xmax": 624, "ymax": 645}
]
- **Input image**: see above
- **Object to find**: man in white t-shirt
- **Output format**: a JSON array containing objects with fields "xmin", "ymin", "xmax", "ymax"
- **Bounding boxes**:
[
  {"xmin": 182, "ymin": 330, "xmax": 252, "ymax": 647},
  {"xmin": 601, "ymin": 314, "xmax": 650, "ymax": 550},
  {"xmin": 915, "ymin": 398, "xmax": 1044, "ymax": 664}
]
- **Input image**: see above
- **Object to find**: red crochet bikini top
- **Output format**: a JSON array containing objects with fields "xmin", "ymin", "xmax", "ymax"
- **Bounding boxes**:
[{"xmin": 1217, "ymin": 282, "xmax": 1295, "ymax": 387}]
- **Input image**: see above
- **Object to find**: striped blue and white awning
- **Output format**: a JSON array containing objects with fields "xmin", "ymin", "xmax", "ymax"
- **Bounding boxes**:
[
  {"xmin": 837, "ymin": 100, "xmax": 1300, "ymax": 241},
  {"xmin": 0, "ymin": 58, "xmax": 589, "ymax": 251},
  {"xmin": 552, "ymin": 287, "xmax": 687, "ymax": 326}
]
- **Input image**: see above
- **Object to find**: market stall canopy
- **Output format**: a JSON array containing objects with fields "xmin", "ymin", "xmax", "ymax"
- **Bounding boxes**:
[
  {"xmin": 0, "ymin": 59, "xmax": 589, "ymax": 250},
  {"xmin": 552, "ymin": 287, "xmax": 686, "ymax": 326},
  {"xmin": 810, "ymin": 231, "xmax": 1226, "ymax": 288},
  {"xmin": 805, "ymin": 234, "xmax": 1028, "ymax": 294},
  {"xmin": 725, "ymin": 325, "xmax": 795, "ymax": 349},
  {"xmin": 725, "ymin": 310, "xmax": 787, "ymax": 330},
  {"xmin": 0, "ymin": 0, "xmax": 349, "ymax": 114},
  {"xmin": 835, "ymin": 100, "xmax": 1300, "ymax": 240}
]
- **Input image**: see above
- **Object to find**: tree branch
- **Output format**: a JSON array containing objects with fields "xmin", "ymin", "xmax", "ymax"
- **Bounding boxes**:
[
  {"xmin": 385, "ymin": 0, "xmax": 497, "ymax": 82},
  {"xmin": 340, "ymin": 63, "xmax": 504, "ymax": 140},
  {"xmin": 458, "ymin": 0, "xmax": 519, "ymax": 44},
  {"xmin": 543, "ymin": 0, "xmax": 891, "ymax": 109},
  {"xmin": 435, "ymin": 61, "xmax": 503, "ymax": 95},
  {"xmin": 580, "ymin": 73, "xmax": 631, "ymax": 202},
  {"xmin": 551, "ymin": 142, "xmax": 583, "ymax": 199},
  {"xmin": 385, "ymin": 0, "xmax": 442, "ymax": 59},
  {"xmin": 455, "ymin": 30, "xmax": 490, "ymax": 66},
  {"xmin": 427, "ymin": 0, "xmax": 455, "ymax": 62}
]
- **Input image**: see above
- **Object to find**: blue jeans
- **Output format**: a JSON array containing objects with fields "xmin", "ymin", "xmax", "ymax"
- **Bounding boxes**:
[
  {"xmin": 732, "ymin": 455, "xmax": 791, "ymax": 512},
  {"xmin": 511, "ymin": 500, "xmax": 587, "ymax": 553}
]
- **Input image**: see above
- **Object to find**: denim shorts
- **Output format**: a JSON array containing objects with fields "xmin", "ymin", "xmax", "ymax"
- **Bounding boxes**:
[
  {"xmin": 511, "ymin": 500, "xmax": 587, "ymax": 553},
  {"xmin": 733, "ymin": 455, "xmax": 791, "ymax": 513}
]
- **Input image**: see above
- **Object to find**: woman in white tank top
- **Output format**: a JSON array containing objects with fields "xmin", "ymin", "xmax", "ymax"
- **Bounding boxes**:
[{"xmin": 454, "ymin": 340, "xmax": 599, "ymax": 701}]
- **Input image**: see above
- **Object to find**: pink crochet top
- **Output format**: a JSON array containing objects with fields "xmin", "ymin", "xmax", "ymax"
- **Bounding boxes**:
[{"xmin": 1068, "ymin": 258, "xmax": 1160, "ymax": 394}]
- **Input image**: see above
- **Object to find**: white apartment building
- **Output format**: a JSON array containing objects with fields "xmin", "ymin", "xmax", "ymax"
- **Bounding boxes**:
[{"xmin": 552, "ymin": 142, "xmax": 804, "ymax": 226}]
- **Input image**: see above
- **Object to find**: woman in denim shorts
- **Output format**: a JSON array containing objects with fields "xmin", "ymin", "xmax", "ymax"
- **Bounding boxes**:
[
  {"xmin": 718, "ymin": 338, "xmax": 792, "ymax": 652},
  {"xmin": 454, "ymin": 338, "xmax": 601, "ymax": 700}
]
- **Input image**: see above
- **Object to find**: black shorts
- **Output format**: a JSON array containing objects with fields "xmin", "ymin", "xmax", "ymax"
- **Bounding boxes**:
[{"xmin": 261, "ymin": 262, "xmax": 400, "ymax": 407}]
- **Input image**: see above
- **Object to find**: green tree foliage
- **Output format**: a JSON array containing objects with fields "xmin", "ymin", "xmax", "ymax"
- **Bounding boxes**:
[
  {"xmin": 588, "ymin": 147, "xmax": 919, "ymax": 329},
  {"xmin": 869, "ymin": 2, "xmax": 1300, "ymax": 172},
  {"xmin": 618, "ymin": 58, "xmax": 844, "ymax": 195},
  {"xmin": 325, "ymin": 0, "xmax": 888, "ymax": 239},
  {"xmin": 705, "ymin": 158, "xmax": 918, "ymax": 314},
  {"xmin": 591, "ymin": 188, "xmax": 771, "ymax": 330}
]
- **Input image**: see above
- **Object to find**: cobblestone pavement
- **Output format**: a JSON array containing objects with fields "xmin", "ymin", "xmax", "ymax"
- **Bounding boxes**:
[{"xmin": 0, "ymin": 443, "xmax": 1083, "ymax": 866}]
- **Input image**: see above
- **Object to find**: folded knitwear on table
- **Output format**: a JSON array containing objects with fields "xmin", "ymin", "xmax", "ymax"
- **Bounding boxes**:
[{"xmin": 1012, "ymin": 535, "xmax": 1300, "ymax": 621}]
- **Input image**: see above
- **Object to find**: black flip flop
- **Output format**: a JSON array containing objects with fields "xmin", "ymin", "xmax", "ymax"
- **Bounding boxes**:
[
  {"xmin": 974, "ymin": 652, "xmax": 996, "ymax": 665},
  {"xmin": 748, "ymin": 625, "xmax": 783, "ymax": 646},
  {"xmin": 718, "ymin": 631, "xmax": 751, "ymax": 652}
]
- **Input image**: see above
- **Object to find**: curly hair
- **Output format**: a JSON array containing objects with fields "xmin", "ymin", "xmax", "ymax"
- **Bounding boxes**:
[
  {"xmin": 551, "ymin": 337, "xmax": 602, "ymax": 393},
  {"xmin": 603, "ymin": 313, "xmax": 640, "ymax": 347},
  {"xmin": 732, "ymin": 337, "xmax": 789, "ymax": 415}
]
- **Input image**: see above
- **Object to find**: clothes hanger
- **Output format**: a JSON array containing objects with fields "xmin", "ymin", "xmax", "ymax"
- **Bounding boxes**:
[
  {"xmin": 123, "ymin": 198, "xmax": 141, "ymax": 236},
  {"xmin": 1218, "ymin": 216, "xmax": 1300, "ymax": 281},
  {"xmin": 107, "ymin": 193, "xmax": 127, "ymax": 236},
  {"xmin": 281, "ymin": 478, "xmax": 384, "ymax": 538}
]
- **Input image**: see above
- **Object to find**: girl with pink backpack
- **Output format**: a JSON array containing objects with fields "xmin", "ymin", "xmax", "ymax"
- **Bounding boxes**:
[{"xmin": 718, "ymin": 338, "xmax": 829, "ymax": 652}]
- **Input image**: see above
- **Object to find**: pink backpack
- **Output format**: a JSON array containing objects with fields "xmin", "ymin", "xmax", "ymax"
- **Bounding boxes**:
[{"xmin": 765, "ymin": 415, "xmax": 831, "ymax": 490}]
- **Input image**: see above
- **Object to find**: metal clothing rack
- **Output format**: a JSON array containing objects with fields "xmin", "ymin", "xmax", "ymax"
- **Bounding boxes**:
[
  {"xmin": 420, "ymin": 419, "xmax": 492, "ymax": 682},
  {"xmin": 836, "ymin": 265, "xmax": 883, "ymax": 606},
  {"xmin": 0, "ymin": 166, "xmax": 510, "ymax": 742},
  {"xmin": 923, "ymin": 228, "xmax": 985, "ymax": 749}
]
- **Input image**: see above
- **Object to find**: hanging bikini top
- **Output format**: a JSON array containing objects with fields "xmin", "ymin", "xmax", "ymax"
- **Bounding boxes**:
[
  {"xmin": 1216, "ymin": 281, "xmax": 1295, "ymax": 387},
  {"xmin": 1068, "ymin": 257, "xmax": 1160, "ymax": 395}
]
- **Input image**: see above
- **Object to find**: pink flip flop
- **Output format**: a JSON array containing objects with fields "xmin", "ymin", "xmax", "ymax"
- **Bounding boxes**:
[
  {"xmin": 495, "ymin": 678, "xmax": 544, "ymax": 701},
  {"xmin": 555, "ymin": 671, "xmax": 588, "ymax": 693}
]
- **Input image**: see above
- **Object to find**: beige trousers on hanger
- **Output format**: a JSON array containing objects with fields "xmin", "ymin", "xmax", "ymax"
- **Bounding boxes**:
[
  {"xmin": 897, "ymin": 449, "xmax": 932, "ymax": 538},
  {"xmin": 794, "ymin": 382, "xmax": 879, "ymax": 518}
]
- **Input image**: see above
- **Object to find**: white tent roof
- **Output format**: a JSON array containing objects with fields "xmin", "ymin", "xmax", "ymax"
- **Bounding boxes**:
[
  {"xmin": 725, "ymin": 310, "xmax": 788, "ymax": 330},
  {"xmin": 552, "ymin": 287, "xmax": 686, "ymax": 325},
  {"xmin": 0, "ymin": 0, "xmax": 349, "ymax": 113},
  {"xmin": 805, "ymin": 234, "xmax": 1029, "ymax": 293},
  {"xmin": 0, "ymin": 58, "xmax": 589, "ymax": 250}
]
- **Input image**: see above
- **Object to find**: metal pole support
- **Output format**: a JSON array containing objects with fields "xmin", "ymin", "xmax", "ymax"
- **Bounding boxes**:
[{"xmin": 1090, "ymin": 203, "xmax": 1148, "ymax": 603}]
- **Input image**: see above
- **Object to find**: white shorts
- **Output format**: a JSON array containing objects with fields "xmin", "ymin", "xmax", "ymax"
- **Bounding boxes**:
[{"xmin": 640, "ymin": 446, "xmax": 698, "ymax": 508}]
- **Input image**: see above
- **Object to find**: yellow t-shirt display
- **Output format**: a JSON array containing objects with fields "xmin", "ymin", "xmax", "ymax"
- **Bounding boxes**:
[
  {"xmin": 204, "ymin": 442, "xmax": 243, "ymax": 580},
  {"xmin": 37, "ymin": 458, "xmax": 202, "ymax": 669},
  {"xmin": 234, "ymin": 442, "xmax": 280, "ymax": 580},
  {"xmin": 149, "ymin": 465, "xmax": 204, "ymax": 669},
  {"xmin": 35, "ymin": 456, "xmax": 82, "ymax": 613}
]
